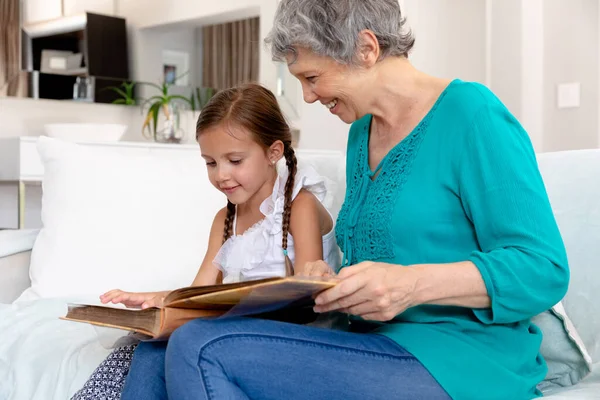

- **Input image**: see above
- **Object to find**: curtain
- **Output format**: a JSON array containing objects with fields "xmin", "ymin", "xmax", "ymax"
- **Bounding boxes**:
[
  {"xmin": 0, "ymin": 0, "xmax": 27, "ymax": 97},
  {"xmin": 202, "ymin": 17, "xmax": 259, "ymax": 90}
]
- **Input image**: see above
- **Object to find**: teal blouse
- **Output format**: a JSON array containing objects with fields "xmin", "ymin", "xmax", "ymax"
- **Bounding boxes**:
[{"xmin": 335, "ymin": 79, "xmax": 569, "ymax": 400}]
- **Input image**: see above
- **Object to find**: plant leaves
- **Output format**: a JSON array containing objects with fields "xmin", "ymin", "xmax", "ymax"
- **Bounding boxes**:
[
  {"xmin": 150, "ymin": 102, "xmax": 161, "ymax": 138},
  {"xmin": 167, "ymin": 95, "xmax": 192, "ymax": 107}
]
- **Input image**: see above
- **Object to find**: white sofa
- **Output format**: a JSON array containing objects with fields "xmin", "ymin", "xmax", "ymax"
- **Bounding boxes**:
[{"xmin": 0, "ymin": 138, "xmax": 598, "ymax": 399}]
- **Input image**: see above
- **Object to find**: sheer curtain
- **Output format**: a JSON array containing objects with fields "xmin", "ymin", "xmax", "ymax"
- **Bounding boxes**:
[
  {"xmin": 202, "ymin": 17, "xmax": 259, "ymax": 90},
  {"xmin": 0, "ymin": 0, "xmax": 27, "ymax": 97}
]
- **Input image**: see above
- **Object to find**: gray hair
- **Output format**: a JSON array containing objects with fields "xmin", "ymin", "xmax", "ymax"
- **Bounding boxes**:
[{"xmin": 265, "ymin": 0, "xmax": 415, "ymax": 65}]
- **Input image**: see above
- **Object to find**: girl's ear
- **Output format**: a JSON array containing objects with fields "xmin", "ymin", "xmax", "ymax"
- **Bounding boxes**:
[{"xmin": 268, "ymin": 140, "xmax": 285, "ymax": 164}]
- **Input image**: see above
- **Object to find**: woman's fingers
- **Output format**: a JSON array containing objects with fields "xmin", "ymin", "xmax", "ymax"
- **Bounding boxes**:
[
  {"xmin": 336, "ymin": 262, "xmax": 374, "ymax": 279},
  {"xmin": 313, "ymin": 270, "xmax": 369, "ymax": 311}
]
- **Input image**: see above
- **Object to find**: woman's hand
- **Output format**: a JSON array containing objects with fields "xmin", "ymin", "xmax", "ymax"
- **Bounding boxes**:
[
  {"xmin": 313, "ymin": 261, "xmax": 419, "ymax": 321},
  {"xmin": 100, "ymin": 290, "xmax": 170, "ymax": 309},
  {"xmin": 295, "ymin": 260, "xmax": 335, "ymax": 277}
]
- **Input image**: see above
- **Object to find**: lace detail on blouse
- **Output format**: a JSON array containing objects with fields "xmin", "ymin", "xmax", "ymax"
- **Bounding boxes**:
[{"xmin": 336, "ymin": 101, "xmax": 442, "ymax": 265}]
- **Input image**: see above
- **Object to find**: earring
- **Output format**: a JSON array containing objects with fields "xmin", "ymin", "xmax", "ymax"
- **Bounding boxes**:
[{"xmin": 271, "ymin": 160, "xmax": 276, "ymax": 165}]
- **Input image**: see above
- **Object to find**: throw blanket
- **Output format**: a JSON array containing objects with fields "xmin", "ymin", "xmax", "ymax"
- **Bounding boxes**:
[{"xmin": 0, "ymin": 299, "xmax": 127, "ymax": 400}]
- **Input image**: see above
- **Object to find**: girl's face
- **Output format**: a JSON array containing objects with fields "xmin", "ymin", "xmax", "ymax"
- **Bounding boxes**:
[{"xmin": 199, "ymin": 123, "xmax": 281, "ymax": 207}]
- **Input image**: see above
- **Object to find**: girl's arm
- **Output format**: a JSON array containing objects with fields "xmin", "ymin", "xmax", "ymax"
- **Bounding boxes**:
[
  {"xmin": 289, "ymin": 190, "xmax": 333, "ymax": 276},
  {"xmin": 191, "ymin": 207, "xmax": 228, "ymax": 286}
]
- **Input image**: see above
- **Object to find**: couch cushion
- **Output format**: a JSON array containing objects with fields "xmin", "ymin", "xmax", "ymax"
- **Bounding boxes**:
[
  {"xmin": 533, "ymin": 149, "xmax": 600, "ymax": 391},
  {"xmin": 537, "ymin": 149, "xmax": 600, "ymax": 362},
  {"xmin": 543, "ymin": 363, "xmax": 600, "ymax": 399},
  {"xmin": 0, "ymin": 229, "xmax": 39, "ymax": 258}
]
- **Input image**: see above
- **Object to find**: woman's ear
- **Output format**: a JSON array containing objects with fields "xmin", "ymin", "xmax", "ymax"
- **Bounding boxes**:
[
  {"xmin": 268, "ymin": 140, "xmax": 285, "ymax": 164},
  {"xmin": 357, "ymin": 30, "xmax": 380, "ymax": 67}
]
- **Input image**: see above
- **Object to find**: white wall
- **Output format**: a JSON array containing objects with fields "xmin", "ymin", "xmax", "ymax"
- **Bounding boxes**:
[
  {"xmin": 134, "ymin": 27, "xmax": 199, "ymax": 101},
  {"xmin": 543, "ymin": 0, "xmax": 599, "ymax": 152},
  {"xmin": 403, "ymin": 0, "xmax": 487, "ymax": 83},
  {"xmin": 489, "ymin": 0, "xmax": 522, "ymax": 120}
]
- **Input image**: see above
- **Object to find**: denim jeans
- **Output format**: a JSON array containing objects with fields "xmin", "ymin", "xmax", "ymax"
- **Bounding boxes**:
[{"xmin": 121, "ymin": 317, "xmax": 450, "ymax": 400}]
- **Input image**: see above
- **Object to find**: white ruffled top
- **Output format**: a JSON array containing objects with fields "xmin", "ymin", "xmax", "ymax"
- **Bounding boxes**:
[{"xmin": 213, "ymin": 163, "xmax": 340, "ymax": 284}]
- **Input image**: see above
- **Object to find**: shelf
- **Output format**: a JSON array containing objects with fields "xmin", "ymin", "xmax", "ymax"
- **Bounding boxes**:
[{"xmin": 39, "ymin": 68, "xmax": 88, "ymax": 77}]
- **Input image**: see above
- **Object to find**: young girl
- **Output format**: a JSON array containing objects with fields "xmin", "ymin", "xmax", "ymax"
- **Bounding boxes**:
[{"xmin": 71, "ymin": 83, "xmax": 340, "ymax": 400}]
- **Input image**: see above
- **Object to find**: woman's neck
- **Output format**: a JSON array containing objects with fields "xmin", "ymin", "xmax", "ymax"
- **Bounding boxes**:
[{"xmin": 366, "ymin": 57, "xmax": 451, "ymax": 141}]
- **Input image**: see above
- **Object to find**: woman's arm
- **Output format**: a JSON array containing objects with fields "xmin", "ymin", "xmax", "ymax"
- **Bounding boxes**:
[
  {"xmin": 315, "ymin": 103, "xmax": 569, "ymax": 322},
  {"xmin": 313, "ymin": 261, "xmax": 488, "ymax": 321},
  {"xmin": 288, "ymin": 190, "xmax": 333, "ymax": 276},
  {"xmin": 191, "ymin": 207, "xmax": 228, "ymax": 286},
  {"xmin": 411, "ymin": 261, "xmax": 490, "ymax": 308}
]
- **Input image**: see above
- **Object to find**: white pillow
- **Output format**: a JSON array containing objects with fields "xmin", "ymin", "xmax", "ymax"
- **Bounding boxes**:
[
  {"xmin": 294, "ymin": 150, "xmax": 346, "ymax": 219},
  {"xmin": 17, "ymin": 137, "xmax": 226, "ymax": 301}
]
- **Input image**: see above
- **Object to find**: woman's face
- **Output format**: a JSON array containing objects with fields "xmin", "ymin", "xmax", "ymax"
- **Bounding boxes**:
[{"xmin": 287, "ymin": 47, "xmax": 371, "ymax": 124}]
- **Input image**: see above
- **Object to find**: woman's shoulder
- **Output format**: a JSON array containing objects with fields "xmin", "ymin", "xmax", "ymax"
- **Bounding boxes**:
[
  {"xmin": 441, "ymin": 79, "xmax": 507, "ymax": 119},
  {"xmin": 443, "ymin": 81, "xmax": 534, "ymax": 159}
]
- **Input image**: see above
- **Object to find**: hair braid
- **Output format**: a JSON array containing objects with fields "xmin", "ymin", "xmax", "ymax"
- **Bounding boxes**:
[
  {"xmin": 222, "ymin": 201, "xmax": 236, "ymax": 244},
  {"xmin": 281, "ymin": 145, "xmax": 297, "ymax": 275}
]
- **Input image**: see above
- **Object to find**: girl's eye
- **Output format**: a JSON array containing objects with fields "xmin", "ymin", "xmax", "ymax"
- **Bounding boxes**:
[
  {"xmin": 230, "ymin": 159, "xmax": 242, "ymax": 165},
  {"xmin": 206, "ymin": 161, "xmax": 216, "ymax": 167}
]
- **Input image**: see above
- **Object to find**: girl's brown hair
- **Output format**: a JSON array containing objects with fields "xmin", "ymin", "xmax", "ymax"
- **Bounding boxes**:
[{"xmin": 196, "ymin": 83, "xmax": 297, "ymax": 274}]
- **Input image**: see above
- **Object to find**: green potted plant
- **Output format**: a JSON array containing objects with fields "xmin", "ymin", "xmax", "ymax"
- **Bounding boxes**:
[
  {"xmin": 189, "ymin": 87, "xmax": 216, "ymax": 111},
  {"xmin": 140, "ymin": 74, "xmax": 193, "ymax": 143},
  {"xmin": 105, "ymin": 81, "xmax": 137, "ymax": 105}
]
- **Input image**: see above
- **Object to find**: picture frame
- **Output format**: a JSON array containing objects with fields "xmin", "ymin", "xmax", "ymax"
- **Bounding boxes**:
[{"xmin": 162, "ymin": 50, "xmax": 190, "ymax": 86}]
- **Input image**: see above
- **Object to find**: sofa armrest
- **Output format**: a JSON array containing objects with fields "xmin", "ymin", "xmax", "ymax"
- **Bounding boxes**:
[{"xmin": 0, "ymin": 250, "xmax": 32, "ymax": 303}]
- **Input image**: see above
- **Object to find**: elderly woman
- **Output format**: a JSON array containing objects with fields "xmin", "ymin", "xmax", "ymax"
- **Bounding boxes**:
[{"xmin": 121, "ymin": 1, "xmax": 569, "ymax": 399}]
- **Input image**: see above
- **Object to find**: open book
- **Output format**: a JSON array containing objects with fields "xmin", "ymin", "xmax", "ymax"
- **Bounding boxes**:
[{"xmin": 62, "ymin": 276, "xmax": 337, "ymax": 339}]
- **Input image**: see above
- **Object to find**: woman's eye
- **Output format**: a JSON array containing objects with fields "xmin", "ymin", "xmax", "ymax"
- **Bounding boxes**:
[
  {"xmin": 206, "ymin": 161, "xmax": 216, "ymax": 167},
  {"xmin": 306, "ymin": 76, "xmax": 317, "ymax": 83},
  {"xmin": 230, "ymin": 159, "xmax": 242, "ymax": 165}
]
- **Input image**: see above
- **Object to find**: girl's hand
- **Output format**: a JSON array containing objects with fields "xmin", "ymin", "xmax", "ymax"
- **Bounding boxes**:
[
  {"xmin": 295, "ymin": 260, "xmax": 335, "ymax": 278},
  {"xmin": 313, "ymin": 261, "xmax": 418, "ymax": 321},
  {"xmin": 100, "ymin": 290, "xmax": 170, "ymax": 309}
]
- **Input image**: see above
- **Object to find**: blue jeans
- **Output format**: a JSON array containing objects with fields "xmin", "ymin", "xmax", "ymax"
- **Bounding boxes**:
[{"xmin": 121, "ymin": 317, "xmax": 450, "ymax": 400}]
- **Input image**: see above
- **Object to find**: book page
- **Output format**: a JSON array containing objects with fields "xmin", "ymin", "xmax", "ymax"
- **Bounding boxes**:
[{"xmin": 167, "ymin": 277, "xmax": 337, "ymax": 313}]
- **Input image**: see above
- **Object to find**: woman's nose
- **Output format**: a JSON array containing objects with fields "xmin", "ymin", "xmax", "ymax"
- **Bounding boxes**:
[{"xmin": 302, "ymin": 84, "xmax": 318, "ymax": 104}]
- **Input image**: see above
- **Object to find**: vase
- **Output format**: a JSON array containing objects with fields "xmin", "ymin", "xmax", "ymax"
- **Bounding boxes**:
[{"xmin": 154, "ymin": 102, "xmax": 185, "ymax": 144}]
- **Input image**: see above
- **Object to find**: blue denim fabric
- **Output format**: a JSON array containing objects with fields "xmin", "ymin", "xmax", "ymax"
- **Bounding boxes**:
[{"xmin": 121, "ymin": 317, "xmax": 450, "ymax": 400}]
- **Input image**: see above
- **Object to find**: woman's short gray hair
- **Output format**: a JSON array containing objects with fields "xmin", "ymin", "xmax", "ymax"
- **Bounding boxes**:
[{"xmin": 265, "ymin": 0, "xmax": 414, "ymax": 65}]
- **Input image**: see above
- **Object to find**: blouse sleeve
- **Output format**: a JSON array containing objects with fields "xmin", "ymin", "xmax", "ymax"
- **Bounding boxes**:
[{"xmin": 459, "ymin": 104, "xmax": 569, "ymax": 324}]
